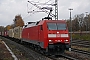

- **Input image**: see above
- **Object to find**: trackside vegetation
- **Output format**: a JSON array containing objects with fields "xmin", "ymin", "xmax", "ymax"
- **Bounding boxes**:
[{"xmin": 72, "ymin": 33, "xmax": 90, "ymax": 40}]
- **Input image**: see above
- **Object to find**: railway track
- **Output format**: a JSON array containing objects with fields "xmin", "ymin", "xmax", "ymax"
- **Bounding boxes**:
[
  {"xmin": 2, "ymin": 37, "xmax": 52, "ymax": 60},
  {"xmin": 71, "ymin": 48, "xmax": 90, "ymax": 56},
  {"xmin": 1, "ymin": 36, "xmax": 78, "ymax": 60},
  {"xmin": 46, "ymin": 54, "xmax": 78, "ymax": 60},
  {"xmin": 72, "ymin": 39, "xmax": 90, "ymax": 47}
]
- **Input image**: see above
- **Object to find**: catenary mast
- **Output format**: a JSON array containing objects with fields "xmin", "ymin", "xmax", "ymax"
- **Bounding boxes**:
[{"xmin": 55, "ymin": 0, "xmax": 58, "ymax": 20}]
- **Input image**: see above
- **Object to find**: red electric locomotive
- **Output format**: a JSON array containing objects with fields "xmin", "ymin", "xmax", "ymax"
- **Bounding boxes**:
[{"xmin": 21, "ymin": 17, "xmax": 70, "ymax": 54}]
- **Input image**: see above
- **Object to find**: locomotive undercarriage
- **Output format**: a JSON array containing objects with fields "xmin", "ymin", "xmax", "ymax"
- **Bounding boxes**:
[
  {"xmin": 20, "ymin": 39, "xmax": 70, "ymax": 55},
  {"xmin": 46, "ymin": 43, "xmax": 70, "ymax": 55}
]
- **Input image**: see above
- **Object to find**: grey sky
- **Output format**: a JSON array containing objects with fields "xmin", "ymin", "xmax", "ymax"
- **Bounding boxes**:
[{"xmin": 0, "ymin": 0, "xmax": 90, "ymax": 26}]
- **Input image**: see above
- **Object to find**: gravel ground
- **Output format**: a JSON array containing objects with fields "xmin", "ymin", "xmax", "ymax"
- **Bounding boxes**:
[
  {"xmin": 72, "ymin": 46, "xmax": 90, "ymax": 52},
  {"xmin": 1, "ymin": 37, "xmax": 37, "ymax": 60},
  {"xmin": 65, "ymin": 51, "xmax": 90, "ymax": 60},
  {"xmin": 1, "ymin": 37, "xmax": 53, "ymax": 60},
  {"xmin": 0, "ymin": 39, "xmax": 14, "ymax": 60},
  {"xmin": 2, "ymin": 36, "xmax": 89, "ymax": 60}
]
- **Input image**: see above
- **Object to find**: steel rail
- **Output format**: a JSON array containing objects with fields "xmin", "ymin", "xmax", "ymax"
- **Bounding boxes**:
[{"xmin": 72, "ymin": 48, "xmax": 90, "ymax": 56}]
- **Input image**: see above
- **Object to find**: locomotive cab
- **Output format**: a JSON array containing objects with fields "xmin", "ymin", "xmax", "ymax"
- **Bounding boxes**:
[{"xmin": 38, "ymin": 20, "xmax": 70, "ymax": 54}]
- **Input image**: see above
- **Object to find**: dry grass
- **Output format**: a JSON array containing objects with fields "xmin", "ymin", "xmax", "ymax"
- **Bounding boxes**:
[
  {"xmin": 72, "ymin": 33, "xmax": 90, "ymax": 40},
  {"xmin": 72, "ymin": 46, "xmax": 90, "ymax": 52}
]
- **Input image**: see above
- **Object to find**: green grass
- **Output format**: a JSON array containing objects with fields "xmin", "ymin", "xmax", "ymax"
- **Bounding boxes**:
[{"xmin": 72, "ymin": 33, "xmax": 90, "ymax": 40}]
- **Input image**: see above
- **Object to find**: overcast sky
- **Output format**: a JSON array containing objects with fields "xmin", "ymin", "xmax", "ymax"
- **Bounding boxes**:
[{"xmin": 0, "ymin": 0, "xmax": 90, "ymax": 27}]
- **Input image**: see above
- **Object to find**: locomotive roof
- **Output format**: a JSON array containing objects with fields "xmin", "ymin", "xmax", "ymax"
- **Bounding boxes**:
[
  {"xmin": 24, "ymin": 20, "xmax": 66, "ymax": 28},
  {"xmin": 38, "ymin": 20, "xmax": 66, "ymax": 25},
  {"xmin": 24, "ymin": 21, "xmax": 40, "ymax": 28}
]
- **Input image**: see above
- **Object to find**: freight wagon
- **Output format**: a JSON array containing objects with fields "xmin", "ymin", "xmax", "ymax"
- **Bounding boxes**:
[{"xmin": 13, "ymin": 26, "xmax": 22, "ymax": 39}]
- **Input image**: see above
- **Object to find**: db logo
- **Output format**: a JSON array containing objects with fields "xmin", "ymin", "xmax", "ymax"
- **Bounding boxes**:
[{"xmin": 56, "ymin": 34, "xmax": 60, "ymax": 37}]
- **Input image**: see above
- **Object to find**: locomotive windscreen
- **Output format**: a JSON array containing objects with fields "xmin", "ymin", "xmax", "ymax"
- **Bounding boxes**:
[{"xmin": 47, "ymin": 23, "xmax": 66, "ymax": 30}]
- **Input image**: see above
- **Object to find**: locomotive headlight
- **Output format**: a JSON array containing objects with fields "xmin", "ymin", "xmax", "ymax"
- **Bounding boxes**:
[
  {"xmin": 66, "ymin": 40, "xmax": 68, "ymax": 42},
  {"xmin": 49, "ymin": 40, "xmax": 52, "ymax": 42},
  {"xmin": 65, "ymin": 40, "xmax": 68, "ymax": 42},
  {"xmin": 49, "ymin": 40, "xmax": 53, "ymax": 44}
]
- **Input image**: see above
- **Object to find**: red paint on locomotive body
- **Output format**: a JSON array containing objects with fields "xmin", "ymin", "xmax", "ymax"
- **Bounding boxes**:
[{"xmin": 22, "ymin": 20, "xmax": 70, "ymax": 50}]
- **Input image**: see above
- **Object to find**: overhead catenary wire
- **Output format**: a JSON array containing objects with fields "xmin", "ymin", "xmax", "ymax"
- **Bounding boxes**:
[
  {"xmin": 24, "ymin": 0, "xmax": 42, "ymax": 20},
  {"xmin": 24, "ymin": 0, "xmax": 55, "ymax": 20},
  {"xmin": 28, "ymin": 1, "xmax": 49, "ymax": 14},
  {"xmin": 27, "ymin": 3, "xmax": 33, "ymax": 12},
  {"xmin": 28, "ymin": 0, "xmax": 55, "ymax": 17},
  {"xmin": 27, "ymin": 0, "xmax": 53, "ymax": 12},
  {"xmin": 27, "ymin": 0, "xmax": 42, "ymax": 14},
  {"xmin": 30, "ymin": 0, "xmax": 52, "ymax": 5}
]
